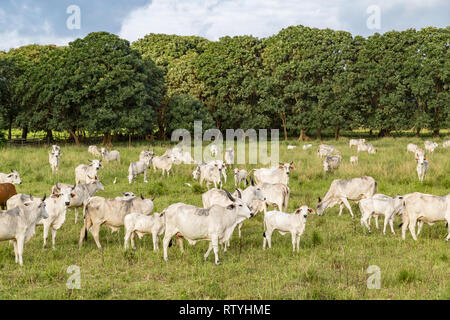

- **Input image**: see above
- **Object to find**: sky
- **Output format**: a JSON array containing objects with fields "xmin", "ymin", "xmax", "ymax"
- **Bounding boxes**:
[{"xmin": 0, "ymin": 0, "xmax": 448, "ymax": 51}]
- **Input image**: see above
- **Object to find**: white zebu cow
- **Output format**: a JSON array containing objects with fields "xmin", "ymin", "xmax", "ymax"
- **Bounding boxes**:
[
  {"xmin": 152, "ymin": 155, "xmax": 173, "ymax": 176},
  {"xmin": 251, "ymin": 181, "xmax": 290, "ymax": 213},
  {"xmin": 350, "ymin": 156, "xmax": 358, "ymax": 165},
  {"xmin": 287, "ymin": 145, "xmax": 296, "ymax": 150},
  {"xmin": 323, "ymin": 155, "xmax": 342, "ymax": 173},
  {"xmin": 424, "ymin": 141, "xmax": 438, "ymax": 153},
  {"xmin": 443, "ymin": 140, "xmax": 450, "ymax": 148},
  {"xmin": 139, "ymin": 150, "xmax": 154, "ymax": 162},
  {"xmin": 407, "ymin": 143, "xmax": 418, "ymax": 153},
  {"xmin": 302, "ymin": 144, "xmax": 313, "ymax": 150},
  {"xmin": 48, "ymin": 151, "xmax": 60, "ymax": 174},
  {"xmin": 317, "ymin": 144, "xmax": 339, "ymax": 158},
  {"xmin": 128, "ymin": 152, "xmax": 153, "ymax": 184},
  {"xmin": 401, "ymin": 192, "xmax": 450, "ymax": 241},
  {"xmin": 51, "ymin": 145, "xmax": 61, "ymax": 156},
  {"xmin": 75, "ymin": 160, "xmax": 102, "ymax": 184},
  {"xmin": 101, "ymin": 148, "xmax": 120, "ymax": 163},
  {"xmin": 253, "ymin": 162, "xmax": 294, "ymax": 186},
  {"xmin": 367, "ymin": 144, "xmax": 377, "ymax": 154},
  {"xmin": 357, "ymin": 143, "xmax": 369, "ymax": 153},
  {"xmin": 359, "ymin": 194, "xmax": 404, "ymax": 234},
  {"xmin": 88, "ymin": 145, "xmax": 101, "ymax": 157},
  {"xmin": 415, "ymin": 148, "xmax": 425, "ymax": 159},
  {"xmin": 162, "ymin": 191, "xmax": 253, "ymax": 265},
  {"xmin": 0, "ymin": 170, "xmax": 22, "ymax": 185},
  {"xmin": 202, "ymin": 186, "xmax": 265, "ymax": 244},
  {"xmin": 0, "ymin": 194, "xmax": 47, "ymax": 265},
  {"xmin": 263, "ymin": 205, "xmax": 315, "ymax": 252},
  {"xmin": 124, "ymin": 212, "xmax": 165, "ymax": 251},
  {"xmin": 79, "ymin": 195, "xmax": 155, "ymax": 249},
  {"xmin": 316, "ymin": 176, "xmax": 378, "ymax": 218},
  {"xmin": 200, "ymin": 164, "xmax": 223, "ymax": 189},
  {"xmin": 416, "ymin": 154, "xmax": 429, "ymax": 183},
  {"xmin": 224, "ymin": 148, "xmax": 235, "ymax": 167},
  {"xmin": 234, "ymin": 168, "xmax": 248, "ymax": 187},
  {"xmin": 349, "ymin": 139, "xmax": 366, "ymax": 148},
  {"xmin": 51, "ymin": 178, "xmax": 104, "ymax": 224}
]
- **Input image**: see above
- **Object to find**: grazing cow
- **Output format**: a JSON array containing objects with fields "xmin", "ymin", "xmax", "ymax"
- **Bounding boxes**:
[
  {"xmin": 323, "ymin": 155, "xmax": 342, "ymax": 173},
  {"xmin": 75, "ymin": 160, "xmax": 103, "ymax": 184},
  {"xmin": 79, "ymin": 195, "xmax": 154, "ymax": 249},
  {"xmin": 302, "ymin": 144, "xmax": 313, "ymax": 150},
  {"xmin": 357, "ymin": 143, "xmax": 369, "ymax": 153},
  {"xmin": 115, "ymin": 192, "xmax": 136, "ymax": 200},
  {"xmin": 416, "ymin": 155, "xmax": 429, "ymax": 183},
  {"xmin": 128, "ymin": 154, "xmax": 153, "ymax": 184},
  {"xmin": 166, "ymin": 147, "xmax": 195, "ymax": 164},
  {"xmin": 401, "ymin": 192, "xmax": 450, "ymax": 241},
  {"xmin": 234, "ymin": 168, "xmax": 248, "ymax": 187},
  {"xmin": 263, "ymin": 206, "xmax": 315, "ymax": 252},
  {"xmin": 0, "ymin": 170, "xmax": 22, "ymax": 185},
  {"xmin": 253, "ymin": 162, "xmax": 294, "ymax": 185},
  {"xmin": 443, "ymin": 140, "xmax": 450, "ymax": 148},
  {"xmin": 124, "ymin": 212, "xmax": 165, "ymax": 251},
  {"xmin": 224, "ymin": 148, "xmax": 235, "ymax": 167},
  {"xmin": 350, "ymin": 156, "xmax": 358, "ymax": 165},
  {"xmin": 208, "ymin": 160, "xmax": 227, "ymax": 182},
  {"xmin": 51, "ymin": 178, "xmax": 104, "ymax": 224},
  {"xmin": 367, "ymin": 144, "xmax": 377, "ymax": 154},
  {"xmin": 287, "ymin": 145, "xmax": 296, "ymax": 150},
  {"xmin": 349, "ymin": 139, "xmax": 366, "ymax": 148},
  {"xmin": 0, "ymin": 183, "xmax": 17, "ymax": 209},
  {"xmin": 316, "ymin": 176, "xmax": 378, "ymax": 218},
  {"xmin": 162, "ymin": 191, "xmax": 253, "ymax": 265},
  {"xmin": 359, "ymin": 194, "xmax": 404, "ymax": 234},
  {"xmin": 88, "ymin": 145, "xmax": 101, "ymax": 157},
  {"xmin": 317, "ymin": 144, "xmax": 339, "ymax": 158},
  {"xmin": 37, "ymin": 189, "xmax": 74, "ymax": 248},
  {"xmin": 199, "ymin": 164, "xmax": 223, "ymax": 189},
  {"xmin": 0, "ymin": 194, "xmax": 47, "ymax": 265},
  {"xmin": 424, "ymin": 141, "xmax": 438, "ymax": 153},
  {"xmin": 101, "ymin": 148, "xmax": 120, "ymax": 163},
  {"xmin": 152, "ymin": 155, "xmax": 173, "ymax": 176},
  {"xmin": 202, "ymin": 186, "xmax": 265, "ymax": 244},
  {"xmin": 407, "ymin": 143, "xmax": 418, "ymax": 153},
  {"xmin": 210, "ymin": 145, "xmax": 218, "ymax": 157},
  {"xmin": 48, "ymin": 151, "xmax": 60, "ymax": 174}
]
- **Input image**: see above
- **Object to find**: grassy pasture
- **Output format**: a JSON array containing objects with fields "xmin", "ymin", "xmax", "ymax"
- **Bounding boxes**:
[{"xmin": 0, "ymin": 137, "xmax": 449, "ymax": 300}]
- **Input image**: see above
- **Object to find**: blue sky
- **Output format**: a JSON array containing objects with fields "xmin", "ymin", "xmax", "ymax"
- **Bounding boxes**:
[{"xmin": 0, "ymin": 0, "xmax": 448, "ymax": 51}]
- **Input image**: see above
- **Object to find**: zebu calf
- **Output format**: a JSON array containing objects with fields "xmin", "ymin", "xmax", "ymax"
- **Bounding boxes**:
[
  {"xmin": 359, "ymin": 194, "xmax": 404, "ymax": 234},
  {"xmin": 124, "ymin": 212, "xmax": 165, "ymax": 251},
  {"xmin": 49, "ymin": 151, "xmax": 60, "ymax": 174},
  {"xmin": 416, "ymin": 155, "xmax": 429, "ymax": 183}
]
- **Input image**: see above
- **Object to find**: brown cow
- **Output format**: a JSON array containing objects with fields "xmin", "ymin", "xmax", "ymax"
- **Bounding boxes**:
[{"xmin": 0, "ymin": 183, "xmax": 17, "ymax": 209}]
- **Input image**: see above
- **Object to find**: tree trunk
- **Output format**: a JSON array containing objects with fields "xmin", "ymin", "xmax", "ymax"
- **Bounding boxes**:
[
  {"xmin": 102, "ymin": 132, "xmax": 112, "ymax": 147},
  {"xmin": 369, "ymin": 129, "xmax": 373, "ymax": 137},
  {"xmin": 46, "ymin": 129, "xmax": 53, "ymax": 143},
  {"xmin": 68, "ymin": 129, "xmax": 80, "ymax": 146},
  {"xmin": 8, "ymin": 118, "xmax": 12, "ymax": 140},
  {"xmin": 280, "ymin": 113, "xmax": 287, "ymax": 141},
  {"xmin": 415, "ymin": 127, "xmax": 421, "ymax": 136},
  {"xmin": 378, "ymin": 129, "xmax": 391, "ymax": 137},
  {"xmin": 433, "ymin": 129, "xmax": 440, "ymax": 137},
  {"xmin": 317, "ymin": 128, "xmax": 322, "ymax": 141},
  {"xmin": 21, "ymin": 126, "xmax": 28, "ymax": 140},
  {"xmin": 298, "ymin": 129, "xmax": 311, "ymax": 141},
  {"xmin": 334, "ymin": 128, "xmax": 340, "ymax": 140}
]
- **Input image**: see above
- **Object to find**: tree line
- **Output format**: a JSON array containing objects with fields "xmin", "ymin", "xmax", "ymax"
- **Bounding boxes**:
[{"xmin": 0, "ymin": 26, "xmax": 448, "ymax": 144}]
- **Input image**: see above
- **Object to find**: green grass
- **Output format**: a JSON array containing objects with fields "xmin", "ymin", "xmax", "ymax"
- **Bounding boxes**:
[{"xmin": 0, "ymin": 137, "xmax": 449, "ymax": 300}]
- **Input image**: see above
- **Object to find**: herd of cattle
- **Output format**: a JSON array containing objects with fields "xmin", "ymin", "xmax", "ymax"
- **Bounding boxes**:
[{"xmin": 0, "ymin": 139, "xmax": 449, "ymax": 266}]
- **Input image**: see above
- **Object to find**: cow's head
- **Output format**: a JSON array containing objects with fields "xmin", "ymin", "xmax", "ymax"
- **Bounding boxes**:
[
  {"xmin": 295, "ymin": 205, "xmax": 315, "ymax": 219},
  {"xmin": 316, "ymin": 197, "xmax": 326, "ymax": 216},
  {"xmin": 24, "ymin": 194, "xmax": 48, "ymax": 219},
  {"xmin": 6, "ymin": 170, "xmax": 21, "ymax": 185},
  {"xmin": 279, "ymin": 162, "xmax": 295, "ymax": 175},
  {"xmin": 192, "ymin": 166, "xmax": 201, "ymax": 180},
  {"xmin": 89, "ymin": 159, "xmax": 103, "ymax": 169},
  {"xmin": 224, "ymin": 189, "xmax": 253, "ymax": 219},
  {"xmin": 120, "ymin": 192, "xmax": 135, "ymax": 198}
]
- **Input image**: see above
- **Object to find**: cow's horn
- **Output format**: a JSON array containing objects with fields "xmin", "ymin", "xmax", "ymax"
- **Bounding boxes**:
[
  {"xmin": 250, "ymin": 176, "xmax": 255, "ymax": 186},
  {"xmin": 235, "ymin": 188, "xmax": 242, "ymax": 199},
  {"xmin": 224, "ymin": 190, "xmax": 235, "ymax": 202},
  {"xmin": 42, "ymin": 193, "xmax": 46, "ymax": 201},
  {"xmin": 140, "ymin": 193, "xmax": 144, "ymax": 200}
]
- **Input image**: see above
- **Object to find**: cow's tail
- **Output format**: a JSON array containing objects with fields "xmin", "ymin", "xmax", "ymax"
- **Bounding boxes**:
[
  {"xmin": 263, "ymin": 211, "xmax": 268, "ymax": 238},
  {"xmin": 372, "ymin": 180, "xmax": 378, "ymax": 195}
]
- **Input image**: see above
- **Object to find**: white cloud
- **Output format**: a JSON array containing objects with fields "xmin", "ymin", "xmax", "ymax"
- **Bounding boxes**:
[
  {"xmin": 0, "ymin": 29, "xmax": 74, "ymax": 51},
  {"xmin": 119, "ymin": 0, "xmax": 344, "ymax": 42}
]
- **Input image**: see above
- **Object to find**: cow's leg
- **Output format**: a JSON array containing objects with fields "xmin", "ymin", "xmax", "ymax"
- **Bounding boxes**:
[
  {"xmin": 43, "ymin": 223, "xmax": 50, "ymax": 248},
  {"xmin": 338, "ymin": 203, "xmax": 344, "ymax": 216},
  {"xmin": 401, "ymin": 214, "xmax": 409, "ymax": 240},
  {"xmin": 277, "ymin": 201, "xmax": 283, "ymax": 212},
  {"xmin": 389, "ymin": 216, "xmax": 395, "ymax": 234},
  {"xmin": 90, "ymin": 223, "xmax": 102, "ymax": 249},
  {"xmin": 340, "ymin": 198, "xmax": 354, "ymax": 218},
  {"xmin": 361, "ymin": 213, "xmax": 371, "ymax": 232},
  {"xmin": 152, "ymin": 233, "xmax": 158, "ymax": 251},
  {"xmin": 291, "ymin": 232, "xmax": 296, "ymax": 252},
  {"xmin": 408, "ymin": 218, "xmax": 418, "ymax": 241},
  {"xmin": 417, "ymin": 221, "xmax": 424, "ymax": 236},
  {"xmin": 446, "ymin": 221, "xmax": 450, "ymax": 241},
  {"xmin": 79, "ymin": 216, "xmax": 92, "ymax": 248},
  {"xmin": 16, "ymin": 235, "xmax": 25, "ymax": 266},
  {"xmin": 211, "ymin": 235, "xmax": 220, "ymax": 265},
  {"xmin": 383, "ymin": 215, "xmax": 389, "ymax": 235},
  {"xmin": 124, "ymin": 230, "xmax": 131, "ymax": 250},
  {"xmin": 204, "ymin": 242, "xmax": 213, "ymax": 261},
  {"xmin": 238, "ymin": 222, "xmax": 243, "ymax": 239},
  {"xmin": 144, "ymin": 169, "xmax": 148, "ymax": 183},
  {"xmin": 11, "ymin": 240, "xmax": 18, "ymax": 263},
  {"xmin": 74, "ymin": 207, "xmax": 78, "ymax": 224},
  {"xmin": 163, "ymin": 231, "xmax": 175, "ymax": 262},
  {"xmin": 263, "ymin": 229, "xmax": 273, "ymax": 249},
  {"xmin": 51, "ymin": 228, "xmax": 57, "ymax": 249},
  {"xmin": 296, "ymin": 234, "xmax": 301, "ymax": 252},
  {"xmin": 130, "ymin": 232, "xmax": 136, "ymax": 250},
  {"xmin": 374, "ymin": 215, "xmax": 379, "ymax": 229},
  {"xmin": 176, "ymin": 236, "xmax": 184, "ymax": 253}
]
